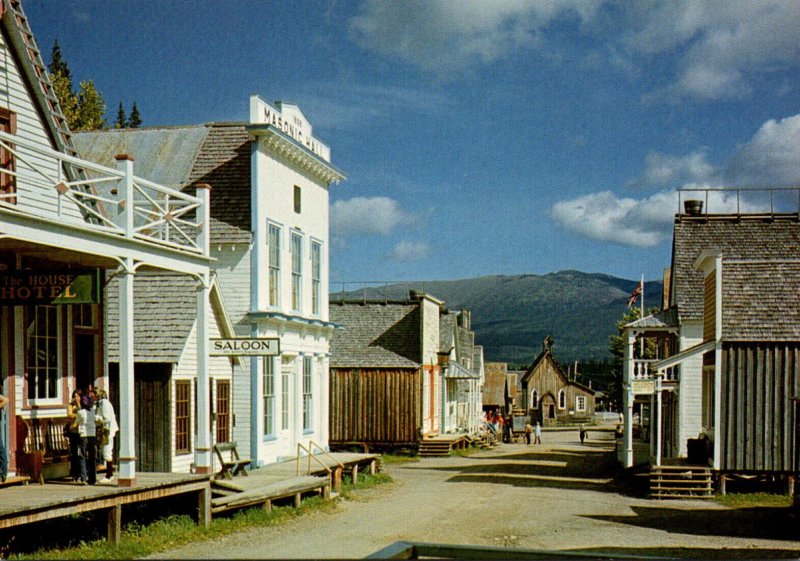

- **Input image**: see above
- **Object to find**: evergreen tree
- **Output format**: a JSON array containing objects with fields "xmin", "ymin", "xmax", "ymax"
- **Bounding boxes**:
[
  {"xmin": 76, "ymin": 80, "xmax": 106, "ymax": 130},
  {"xmin": 48, "ymin": 41, "xmax": 79, "ymax": 129},
  {"xmin": 115, "ymin": 102, "xmax": 127, "ymax": 129},
  {"xmin": 128, "ymin": 102, "xmax": 142, "ymax": 128}
]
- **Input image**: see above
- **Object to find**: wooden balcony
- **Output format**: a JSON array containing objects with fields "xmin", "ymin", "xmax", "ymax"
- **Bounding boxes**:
[
  {"xmin": 631, "ymin": 359, "xmax": 679, "ymax": 383},
  {"xmin": 0, "ymin": 129, "xmax": 206, "ymax": 257}
]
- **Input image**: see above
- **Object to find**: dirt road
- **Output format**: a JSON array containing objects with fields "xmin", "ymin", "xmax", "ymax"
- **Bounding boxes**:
[{"xmin": 151, "ymin": 430, "xmax": 800, "ymax": 559}]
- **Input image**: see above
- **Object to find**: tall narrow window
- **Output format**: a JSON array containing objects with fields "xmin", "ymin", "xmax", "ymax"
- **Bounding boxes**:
[
  {"xmin": 216, "ymin": 380, "xmax": 231, "ymax": 443},
  {"xmin": 558, "ymin": 389, "xmax": 566, "ymax": 409},
  {"xmin": 531, "ymin": 390, "xmax": 538, "ymax": 409},
  {"xmin": 291, "ymin": 233, "xmax": 302, "ymax": 311},
  {"xmin": 311, "ymin": 241, "xmax": 321, "ymax": 315},
  {"xmin": 268, "ymin": 224, "xmax": 281, "ymax": 307},
  {"xmin": 293, "ymin": 185, "xmax": 301, "ymax": 213},
  {"xmin": 175, "ymin": 380, "xmax": 191, "ymax": 454},
  {"xmin": 302, "ymin": 356, "xmax": 313, "ymax": 430},
  {"xmin": 26, "ymin": 305, "xmax": 59, "ymax": 402},
  {"xmin": 0, "ymin": 108, "xmax": 17, "ymax": 204},
  {"xmin": 281, "ymin": 365, "xmax": 290, "ymax": 430},
  {"xmin": 263, "ymin": 357, "xmax": 275, "ymax": 436}
]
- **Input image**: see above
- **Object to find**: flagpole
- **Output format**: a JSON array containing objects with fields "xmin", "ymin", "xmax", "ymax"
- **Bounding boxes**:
[{"xmin": 639, "ymin": 275, "xmax": 644, "ymax": 357}]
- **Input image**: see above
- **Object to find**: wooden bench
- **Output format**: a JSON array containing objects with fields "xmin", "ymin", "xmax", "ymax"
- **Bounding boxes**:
[
  {"xmin": 17, "ymin": 415, "xmax": 72, "ymax": 484},
  {"xmin": 213, "ymin": 441, "xmax": 251, "ymax": 480}
]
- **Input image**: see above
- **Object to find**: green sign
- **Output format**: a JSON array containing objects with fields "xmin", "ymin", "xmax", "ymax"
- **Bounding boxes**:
[{"xmin": 0, "ymin": 269, "xmax": 100, "ymax": 305}]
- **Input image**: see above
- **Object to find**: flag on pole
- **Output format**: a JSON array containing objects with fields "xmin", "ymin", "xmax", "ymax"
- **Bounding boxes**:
[{"xmin": 627, "ymin": 279, "xmax": 643, "ymax": 308}]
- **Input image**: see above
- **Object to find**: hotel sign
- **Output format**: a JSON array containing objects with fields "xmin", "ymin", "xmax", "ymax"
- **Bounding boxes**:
[
  {"xmin": 210, "ymin": 337, "xmax": 280, "ymax": 357},
  {"xmin": 0, "ymin": 269, "xmax": 100, "ymax": 305},
  {"xmin": 631, "ymin": 379, "xmax": 656, "ymax": 395}
]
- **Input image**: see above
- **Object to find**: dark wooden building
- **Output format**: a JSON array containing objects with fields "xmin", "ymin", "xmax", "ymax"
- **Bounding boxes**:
[{"xmin": 328, "ymin": 293, "xmax": 445, "ymax": 450}]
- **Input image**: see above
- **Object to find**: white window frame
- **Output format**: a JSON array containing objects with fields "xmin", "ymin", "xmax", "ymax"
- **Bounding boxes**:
[
  {"xmin": 530, "ymin": 389, "xmax": 538, "ymax": 409},
  {"xmin": 310, "ymin": 240, "xmax": 322, "ymax": 316},
  {"xmin": 25, "ymin": 305, "xmax": 62, "ymax": 406},
  {"xmin": 302, "ymin": 356, "xmax": 313, "ymax": 431},
  {"xmin": 268, "ymin": 223, "xmax": 281, "ymax": 308},
  {"xmin": 281, "ymin": 364, "xmax": 290, "ymax": 431},
  {"xmin": 576, "ymin": 395, "xmax": 586, "ymax": 412},
  {"xmin": 263, "ymin": 357, "xmax": 275, "ymax": 437},
  {"xmin": 558, "ymin": 389, "xmax": 566, "ymax": 410},
  {"xmin": 291, "ymin": 231, "xmax": 303, "ymax": 312}
]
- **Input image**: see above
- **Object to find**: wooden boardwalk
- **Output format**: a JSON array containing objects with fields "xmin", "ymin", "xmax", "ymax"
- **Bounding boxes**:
[
  {"xmin": 0, "ymin": 473, "xmax": 211, "ymax": 545},
  {"xmin": 210, "ymin": 451, "xmax": 381, "ymax": 515}
]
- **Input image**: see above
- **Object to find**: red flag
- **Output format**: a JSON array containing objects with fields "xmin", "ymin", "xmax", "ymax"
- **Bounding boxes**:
[{"xmin": 627, "ymin": 281, "xmax": 642, "ymax": 308}]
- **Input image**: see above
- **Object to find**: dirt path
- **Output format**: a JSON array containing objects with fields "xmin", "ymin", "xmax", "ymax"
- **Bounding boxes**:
[{"xmin": 150, "ymin": 430, "xmax": 800, "ymax": 559}]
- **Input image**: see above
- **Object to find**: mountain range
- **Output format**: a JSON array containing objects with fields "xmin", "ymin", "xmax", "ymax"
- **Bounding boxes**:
[{"xmin": 331, "ymin": 271, "xmax": 663, "ymax": 367}]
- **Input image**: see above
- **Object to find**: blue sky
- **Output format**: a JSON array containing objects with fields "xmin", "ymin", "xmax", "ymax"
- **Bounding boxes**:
[{"xmin": 25, "ymin": 1, "xmax": 800, "ymax": 286}]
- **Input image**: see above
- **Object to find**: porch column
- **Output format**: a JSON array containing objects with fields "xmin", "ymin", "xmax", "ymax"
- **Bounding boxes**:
[
  {"xmin": 194, "ymin": 184, "xmax": 212, "ymax": 474},
  {"xmin": 117, "ymin": 257, "xmax": 136, "ymax": 486},
  {"xmin": 624, "ymin": 330, "xmax": 635, "ymax": 468},
  {"xmin": 655, "ymin": 375, "xmax": 662, "ymax": 466}
]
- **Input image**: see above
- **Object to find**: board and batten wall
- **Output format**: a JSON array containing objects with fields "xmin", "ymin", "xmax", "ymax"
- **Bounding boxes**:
[{"xmin": 719, "ymin": 342, "xmax": 800, "ymax": 472}]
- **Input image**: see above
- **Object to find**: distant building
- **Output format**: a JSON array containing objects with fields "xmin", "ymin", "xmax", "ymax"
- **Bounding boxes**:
[
  {"xmin": 520, "ymin": 337, "xmax": 595, "ymax": 425},
  {"xmin": 482, "ymin": 362, "xmax": 511, "ymax": 415}
]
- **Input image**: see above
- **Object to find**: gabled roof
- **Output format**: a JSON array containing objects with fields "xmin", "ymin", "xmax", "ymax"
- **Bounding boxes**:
[
  {"xmin": 625, "ymin": 307, "xmax": 679, "ymax": 330},
  {"xmin": 329, "ymin": 301, "xmax": 421, "ymax": 368},
  {"xmin": 721, "ymin": 259, "xmax": 800, "ymax": 340},
  {"xmin": 521, "ymin": 345, "xmax": 596, "ymax": 395},
  {"xmin": 74, "ymin": 123, "xmax": 252, "ymax": 244},
  {"xmin": 671, "ymin": 218, "xmax": 800, "ymax": 322},
  {"xmin": 483, "ymin": 362, "xmax": 508, "ymax": 406}
]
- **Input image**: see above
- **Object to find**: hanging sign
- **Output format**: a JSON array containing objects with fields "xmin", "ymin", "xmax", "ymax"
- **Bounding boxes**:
[
  {"xmin": 0, "ymin": 269, "xmax": 100, "ymax": 305},
  {"xmin": 210, "ymin": 337, "xmax": 280, "ymax": 356},
  {"xmin": 631, "ymin": 379, "xmax": 656, "ymax": 395}
]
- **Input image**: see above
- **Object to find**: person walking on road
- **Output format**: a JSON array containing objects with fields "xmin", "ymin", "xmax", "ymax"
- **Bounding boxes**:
[
  {"xmin": 534, "ymin": 421, "xmax": 542, "ymax": 444},
  {"xmin": 580, "ymin": 425, "xmax": 586, "ymax": 445}
]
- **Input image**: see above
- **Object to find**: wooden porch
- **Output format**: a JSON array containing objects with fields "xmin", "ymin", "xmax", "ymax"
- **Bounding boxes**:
[
  {"xmin": 418, "ymin": 434, "xmax": 470, "ymax": 457},
  {"xmin": 0, "ymin": 473, "xmax": 211, "ymax": 546}
]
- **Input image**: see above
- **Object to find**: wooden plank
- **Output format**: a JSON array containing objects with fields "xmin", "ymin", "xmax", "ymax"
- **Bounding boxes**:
[
  {"xmin": 198, "ymin": 486, "xmax": 211, "ymax": 529},
  {"xmin": 107, "ymin": 504, "xmax": 122, "ymax": 546}
]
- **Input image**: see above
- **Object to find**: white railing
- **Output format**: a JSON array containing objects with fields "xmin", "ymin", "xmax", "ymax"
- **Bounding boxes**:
[
  {"xmin": 0, "ymin": 130, "xmax": 206, "ymax": 255},
  {"xmin": 632, "ymin": 359, "xmax": 679, "ymax": 382}
]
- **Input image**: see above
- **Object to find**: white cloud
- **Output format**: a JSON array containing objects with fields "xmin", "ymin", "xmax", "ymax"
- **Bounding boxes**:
[
  {"xmin": 624, "ymin": 1, "xmax": 800, "ymax": 101},
  {"xmin": 724, "ymin": 114, "xmax": 800, "ymax": 187},
  {"xmin": 391, "ymin": 240, "xmax": 430, "ymax": 262},
  {"xmin": 636, "ymin": 149, "xmax": 718, "ymax": 188},
  {"xmin": 330, "ymin": 196, "xmax": 414, "ymax": 236},
  {"xmin": 349, "ymin": 1, "xmax": 601, "ymax": 79}
]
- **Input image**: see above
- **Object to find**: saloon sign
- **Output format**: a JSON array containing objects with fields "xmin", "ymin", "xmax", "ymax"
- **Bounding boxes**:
[
  {"xmin": 210, "ymin": 337, "xmax": 280, "ymax": 357},
  {"xmin": 0, "ymin": 269, "xmax": 100, "ymax": 305}
]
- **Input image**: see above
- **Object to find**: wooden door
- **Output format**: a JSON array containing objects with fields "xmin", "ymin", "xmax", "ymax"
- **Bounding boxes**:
[{"xmin": 110, "ymin": 363, "xmax": 171, "ymax": 472}]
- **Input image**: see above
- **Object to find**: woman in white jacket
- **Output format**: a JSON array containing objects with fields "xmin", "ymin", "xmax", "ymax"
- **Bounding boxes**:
[{"xmin": 94, "ymin": 389, "xmax": 118, "ymax": 480}]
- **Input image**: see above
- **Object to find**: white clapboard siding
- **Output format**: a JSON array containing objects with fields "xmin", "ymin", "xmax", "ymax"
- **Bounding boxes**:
[
  {"xmin": 213, "ymin": 246, "xmax": 252, "ymax": 334},
  {"xmin": 0, "ymin": 38, "xmax": 85, "ymax": 223}
]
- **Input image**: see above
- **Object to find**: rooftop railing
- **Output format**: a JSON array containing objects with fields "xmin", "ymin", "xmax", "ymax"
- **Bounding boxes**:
[
  {"xmin": 678, "ymin": 186, "xmax": 800, "ymax": 218},
  {"xmin": 0, "ymin": 129, "xmax": 206, "ymax": 255}
]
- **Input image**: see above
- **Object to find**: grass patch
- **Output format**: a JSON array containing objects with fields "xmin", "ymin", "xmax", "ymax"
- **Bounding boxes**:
[
  {"xmin": 8, "ymin": 472, "xmax": 391, "ymax": 560},
  {"xmin": 715, "ymin": 492, "xmax": 793, "ymax": 509},
  {"xmin": 449, "ymin": 445, "xmax": 483, "ymax": 458},
  {"xmin": 380, "ymin": 453, "xmax": 419, "ymax": 464}
]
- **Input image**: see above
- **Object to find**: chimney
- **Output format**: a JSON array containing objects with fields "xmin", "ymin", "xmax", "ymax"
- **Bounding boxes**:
[{"xmin": 684, "ymin": 199, "xmax": 703, "ymax": 216}]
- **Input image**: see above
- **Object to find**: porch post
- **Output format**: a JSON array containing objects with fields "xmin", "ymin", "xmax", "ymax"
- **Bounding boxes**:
[
  {"xmin": 624, "ymin": 330, "xmax": 635, "ymax": 467},
  {"xmin": 194, "ymin": 184, "xmax": 212, "ymax": 474},
  {"xmin": 117, "ymin": 257, "xmax": 136, "ymax": 486},
  {"xmin": 655, "ymin": 374, "xmax": 662, "ymax": 466}
]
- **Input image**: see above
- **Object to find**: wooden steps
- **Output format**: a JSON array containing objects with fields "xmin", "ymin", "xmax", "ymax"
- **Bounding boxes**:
[
  {"xmin": 650, "ymin": 465, "xmax": 713, "ymax": 499},
  {"xmin": 210, "ymin": 475, "xmax": 330, "ymax": 514},
  {"xmin": 418, "ymin": 440, "xmax": 453, "ymax": 457}
]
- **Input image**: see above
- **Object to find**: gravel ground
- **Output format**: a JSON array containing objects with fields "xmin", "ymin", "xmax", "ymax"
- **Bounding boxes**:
[{"xmin": 150, "ymin": 429, "xmax": 800, "ymax": 559}]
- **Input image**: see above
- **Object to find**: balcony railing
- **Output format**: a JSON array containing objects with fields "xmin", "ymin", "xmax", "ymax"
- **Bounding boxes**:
[
  {"xmin": 678, "ymin": 186, "xmax": 800, "ymax": 217},
  {"xmin": 0, "ymin": 130, "xmax": 206, "ymax": 255},
  {"xmin": 632, "ymin": 359, "xmax": 679, "ymax": 382}
]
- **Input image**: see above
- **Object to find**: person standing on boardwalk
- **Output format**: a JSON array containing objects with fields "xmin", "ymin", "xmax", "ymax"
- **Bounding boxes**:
[
  {"xmin": 0, "ymin": 384, "xmax": 8, "ymax": 484},
  {"xmin": 94, "ymin": 389, "xmax": 118, "ymax": 480},
  {"xmin": 77, "ymin": 392, "xmax": 97, "ymax": 485},
  {"xmin": 534, "ymin": 421, "xmax": 542, "ymax": 445},
  {"xmin": 66, "ymin": 389, "xmax": 82, "ymax": 482}
]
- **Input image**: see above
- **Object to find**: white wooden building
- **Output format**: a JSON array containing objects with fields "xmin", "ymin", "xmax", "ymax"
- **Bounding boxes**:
[
  {"xmin": 0, "ymin": 0, "xmax": 214, "ymax": 485},
  {"xmin": 75, "ymin": 96, "xmax": 346, "ymax": 468}
]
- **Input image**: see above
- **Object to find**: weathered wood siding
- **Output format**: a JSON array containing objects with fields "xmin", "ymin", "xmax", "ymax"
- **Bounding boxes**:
[
  {"xmin": 720, "ymin": 342, "xmax": 800, "ymax": 472},
  {"xmin": 703, "ymin": 274, "xmax": 715, "ymax": 342},
  {"xmin": 329, "ymin": 368, "xmax": 421, "ymax": 445}
]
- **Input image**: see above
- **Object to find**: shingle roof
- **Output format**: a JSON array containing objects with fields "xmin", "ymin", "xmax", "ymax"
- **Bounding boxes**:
[
  {"xmin": 74, "ymin": 123, "xmax": 253, "ymax": 244},
  {"xmin": 106, "ymin": 272, "xmax": 198, "ymax": 362},
  {"xmin": 625, "ymin": 308, "xmax": 679, "ymax": 329},
  {"xmin": 483, "ymin": 362, "xmax": 508, "ymax": 406},
  {"xmin": 722, "ymin": 260, "xmax": 800, "ymax": 340},
  {"xmin": 329, "ymin": 302, "xmax": 421, "ymax": 368},
  {"xmin": 671, "ymin": 218, "xmax": 800, "ymax": 321}
]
